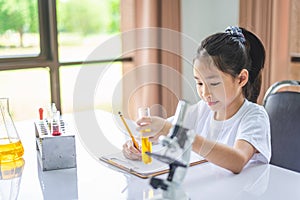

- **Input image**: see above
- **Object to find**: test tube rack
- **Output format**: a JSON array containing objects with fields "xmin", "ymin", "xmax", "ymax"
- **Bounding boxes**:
[{"xmin": 34, "ymin": 119, "xmax": 77, "ymax": 171}]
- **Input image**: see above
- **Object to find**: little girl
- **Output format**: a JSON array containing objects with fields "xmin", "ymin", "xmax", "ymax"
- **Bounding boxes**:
[{"xmin": 123, "ymin": 26, "xmax": 271, "ymax": 174}]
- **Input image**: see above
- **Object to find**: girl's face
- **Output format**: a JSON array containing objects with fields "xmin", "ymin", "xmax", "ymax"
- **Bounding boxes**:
[{"xmin": 193, "ymin": 56, "xmax": 247, "ymax": 120}]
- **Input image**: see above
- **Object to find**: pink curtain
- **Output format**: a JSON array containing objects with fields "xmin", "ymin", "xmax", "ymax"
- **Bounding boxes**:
[
  {"xmin": 239, "ymin": 0, "xmax": 291, "ymax": 103},
  {"xmin": 121, "ymin": 0, "xmax": 181, "ymax": 119}
]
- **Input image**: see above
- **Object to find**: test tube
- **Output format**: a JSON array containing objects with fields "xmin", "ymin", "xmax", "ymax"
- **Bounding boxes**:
[
  {"xmin": 51, "ymin": 111, "xmax": 61, "ymax": 136},
  {"xmin": 138, "ymin": 107, "xmax": 152, "ymax": 164}
]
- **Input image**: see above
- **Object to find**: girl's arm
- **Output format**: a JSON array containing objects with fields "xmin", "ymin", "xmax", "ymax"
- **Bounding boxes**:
[
  {"xmin": 193, "ymin": 136, "xmax": 256, "ymax": 174},
  {"xmin": 136, "ymin": 116, "xmax": 257, "ymax": 173}
]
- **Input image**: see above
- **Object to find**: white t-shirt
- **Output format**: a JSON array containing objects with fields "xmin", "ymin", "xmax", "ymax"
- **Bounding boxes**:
[{"xmin": 182, "ymin": 99, "xmax": 271, "ymax": 163}]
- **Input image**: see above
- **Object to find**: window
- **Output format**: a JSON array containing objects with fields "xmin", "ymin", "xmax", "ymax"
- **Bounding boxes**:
[
  {"xmin": 57, "ymin": 0, "xmax": 120, "ymax": 62},
  {"xmin": 0, "ymin": 0, "xmax": 40, "ymax": 58},
  {"xmin": 0, "ymin": 68, "xmax": 50, "ymax": 120},
  {"xmin": 0, "ymin": 0, "xmax": 126, "ymax": 121}
]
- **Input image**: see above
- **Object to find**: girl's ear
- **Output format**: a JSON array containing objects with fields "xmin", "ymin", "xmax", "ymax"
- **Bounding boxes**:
[{"xmin": 238, "ymin": 69, "xmax": 249, "ymax": 87}]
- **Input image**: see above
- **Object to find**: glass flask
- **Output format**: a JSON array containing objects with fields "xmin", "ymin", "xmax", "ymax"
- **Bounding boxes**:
[
  {"xmin": 0, "ymin": 158, "xmax": 25, "ymax": 200},
  {"xmin": 138, "ymin": 107, "xmax": 152, "ymax": 164},
  {"xmin": 0, "ymin": 98, "xmax": 24, "ymax": 163}
]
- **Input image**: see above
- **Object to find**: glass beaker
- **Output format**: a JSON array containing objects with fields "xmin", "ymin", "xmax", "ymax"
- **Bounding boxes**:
[
  {"xmin": 0, "ymin": 98, "xmax": 24, "ymax": 163},
  {"xmin": 138, "ymin": 107, "xmax": 152, "ymax": 164},
  {"xmin": 0, "ymin": 158, "xmax": 25, "ymax": 200}
]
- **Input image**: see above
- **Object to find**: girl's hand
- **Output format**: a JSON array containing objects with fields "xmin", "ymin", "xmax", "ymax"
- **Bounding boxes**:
[
  {"xmin": 136, "ymin": 116, "xmax": 172, "ymax": 142},
  {"xmin": 122, "ymin": 140, "xmax": 142, "ymax": 160}
]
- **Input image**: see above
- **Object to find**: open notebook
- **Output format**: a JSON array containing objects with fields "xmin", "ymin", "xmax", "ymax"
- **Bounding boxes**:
[{"xmin": 99, "ymin": 146, "xmax": 206, "ymax": 179}]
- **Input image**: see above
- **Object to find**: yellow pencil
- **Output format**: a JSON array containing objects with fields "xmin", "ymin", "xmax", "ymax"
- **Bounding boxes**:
[{"xmin": 118, "ymin": 111, "xmax": 139, "ymax": 149}]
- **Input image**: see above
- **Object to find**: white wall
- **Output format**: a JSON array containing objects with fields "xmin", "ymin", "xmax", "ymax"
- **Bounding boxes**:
[{"xmin": 181, "ymin": 0, "xmax": 239, "ymax": 103}]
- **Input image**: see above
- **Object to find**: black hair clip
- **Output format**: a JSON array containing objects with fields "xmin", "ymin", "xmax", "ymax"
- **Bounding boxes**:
[{"xmin": 225, "ymin": 26, "xmax": 246, "ymax": 43}]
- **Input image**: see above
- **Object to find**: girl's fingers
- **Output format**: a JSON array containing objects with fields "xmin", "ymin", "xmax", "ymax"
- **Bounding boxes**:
[
  {"xmin": 136, "ymin": 116, "xmax": 151, "ymax": 126},
  {"xmin": 149, "ymin": 134, "xmax": 160, "ymax": 143},
  {"xmin": 122, "ymin": 140, "xmax": 142, "ymax": 160},
  {"xmin": 128, "ymin": 143, "xmax": 141, "ymax": 153},
  {"xmin": 136, "ymin": 125, "xmax": 151, "ymax": 132}
]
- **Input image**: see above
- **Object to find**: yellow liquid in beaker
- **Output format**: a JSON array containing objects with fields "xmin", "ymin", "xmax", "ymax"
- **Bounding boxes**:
[
  {"xmin": 0, "ymin": 158, "xmax": 24, "ymax": 179},
  {"xmin": 0, "ymin": 138, "xmax": 24, "ymax": 162},
  {"xmin": 141, "ymin": 129, "xmax": 152, "ymax": 164}
]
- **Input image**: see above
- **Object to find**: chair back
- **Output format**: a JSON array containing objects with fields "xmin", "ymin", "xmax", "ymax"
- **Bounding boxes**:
[{"xmin": 263, "ymin": 80, "xmax": 300, "ymax": 173}]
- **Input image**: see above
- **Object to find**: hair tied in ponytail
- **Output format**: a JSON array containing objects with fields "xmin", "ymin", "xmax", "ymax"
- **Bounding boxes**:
[{"xmin": 225, "ymin": 26, "xmax": 246, "ymax": 44}]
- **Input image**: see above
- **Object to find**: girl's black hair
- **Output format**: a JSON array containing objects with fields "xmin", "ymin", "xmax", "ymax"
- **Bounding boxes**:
[{"xmin": 194, "ymin": 27, "xmax": 265, "ymax": 103}]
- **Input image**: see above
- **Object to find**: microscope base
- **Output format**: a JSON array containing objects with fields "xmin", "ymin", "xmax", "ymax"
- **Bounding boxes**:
[{"xmin": 145, "ymin": 185, "xmax": 190, "ymax": 200}]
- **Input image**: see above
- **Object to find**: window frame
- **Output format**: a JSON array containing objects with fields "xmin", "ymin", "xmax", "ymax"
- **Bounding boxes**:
[{"xmin": 0, "ymin": 0, "xmax": 131, "ymax": 112}]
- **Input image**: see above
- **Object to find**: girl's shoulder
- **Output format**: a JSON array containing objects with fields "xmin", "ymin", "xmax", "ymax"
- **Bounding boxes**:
[
  {"xmin": 244, "ymin": 100, "xmax": 268, "ymax": 114},
  {"xmin": 240, "ymin": 100, "xmax": 269, "ymax": 121}
]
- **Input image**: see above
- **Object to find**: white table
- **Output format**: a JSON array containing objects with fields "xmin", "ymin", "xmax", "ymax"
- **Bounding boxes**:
[{"xmin": 5, "ymin": 112, "xmax": 300, "ymax": 200}]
